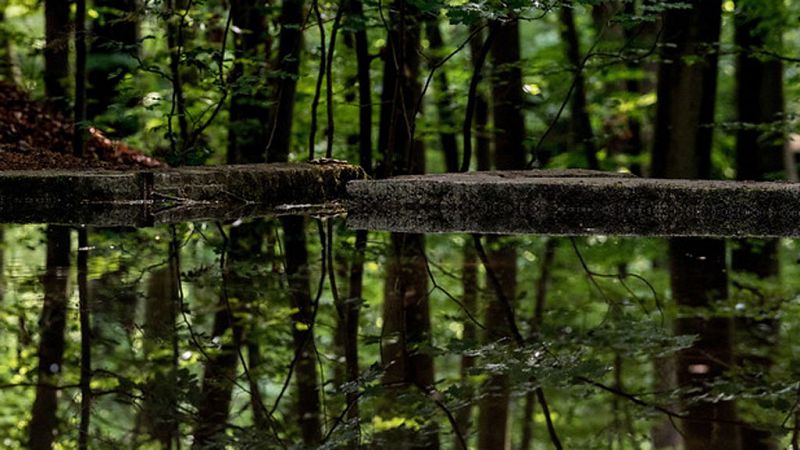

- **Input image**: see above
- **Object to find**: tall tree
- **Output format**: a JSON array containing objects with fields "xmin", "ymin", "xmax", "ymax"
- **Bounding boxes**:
[
  {"xmin": 265, "ymin": 0, "xmax": 303, "ymax": 164},
  {"xmin": 338, "ymin": 0, "xmax": 373, "ymax": 437},
  {"xmin": 30, "ymin": 5, "xmax": 74, "ymax": 447},
  {"xmin": 264, "ymin": 0, "xmax": 323, "ymax": 443},
  {"xmin": 733, "ymin": 1, "xmax": 785, "ymax": 448},
  {"xmin": 559, "ymin": 0, "xmax": 598, "ymax": 169},
  {"xmin": 227, "ymin": 0, "xmax": 269, "ymax": 164},
  {"xmin": 194, "ymin": 3, "xmax": 272, "ymax": 443},
  {"xmin": 87, "ymin": 0, "xmax": 139, "ymax": 134},
  {"xmin": 652, "ymin": 1, "xmax": 741, "ymax": 449},
  {"xmin": 377, "ymin": 1, "xmax": 437, "ymax": 448},
  {"xmin": 425, "ymin": 19, "xmax": 458, "ymax": 173},
  {"xmin": 44, "ymin": 0, "xmax": 69, "ymax": 110},
  {"xmin": 476, "ymin": 14, "xmax": 525, "ymax": 450}
]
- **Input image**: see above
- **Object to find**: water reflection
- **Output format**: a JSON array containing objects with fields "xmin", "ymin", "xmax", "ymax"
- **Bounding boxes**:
[{"xmin": 0, "ymin": 220, "xmax": 796, "ymax": 449}]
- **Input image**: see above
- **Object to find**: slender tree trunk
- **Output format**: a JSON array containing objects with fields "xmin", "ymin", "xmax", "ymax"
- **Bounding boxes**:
[
  {"xmin": 559, "ymin": 0, "xmax": 598, "ymax": 169},
  {"xmin": 228, "ymin": 0, "xmax": 268, "ymax": 164},
  {"xmin": 74, "ymin": 0, "xmax": 86, "ymax": 156},
  {"xmin": 670, "ymin": 238, "xmax": 739, "ymax": 450},
  {"xmin": 141, "ymin": 266, "xmax": 179, "ymax": 448},
  {"xmin": 264, "ymin": 0, "xmax": 322, "ymax": 442},
  {"xmin": 489, "ymin": 19, "xmax": 525, "ymax": 171},
  {"xmin": 453, "ymin": 241, "xmax": 477, "ymax": 450},
  {"xmin": 520, "ymin": 238, "xmax": 557, "ymax": 450},
  {"xmin": 195, "ymin": 4, "xmax": 272, "ymax": 432},
  {"xmin": 650, "ymin": 354, "xmax": 680, "ymax": 449},
  {"xmin": 339, "ymin": 0, "xmax": 371, "ymax": 438},
  {"xmin": 192, "ymin": 270, "xmax": 242, "ymax": 447},
  {"xmin": 620, "ymin": 0, "xmax": 645, "ymax": 175},
  {"xmin": 44, "ymin": 0, "xmax": 70, "ymax": 111},
  {"xmin": 732, "ymin": 2, "xmax": 784, "ymax": 448},
  {"xmin": 87, "ymin": 0, "xmax": 139, "ymax": 128},
  {"xmin": 477, "ymin": 15, "xmax": 526, "ymax": 450},
  {"xmin": 425, "ymin": 19, "xmax": 458, "ymax": 173},
  {"xmin": 266, "ymin": 0, "xmax": 303, "ymax": 163},
  {"xmin": 377, "ymin": 2, "xmax": 436, "ymax": 448},
  {"xmin": 477, "ymin": 238, "xmax": 514, "ymax": 450},
  {"xmin": 467, "ymin": 24, "xmax": 490, "ymax": 172},
  {"xmin": 281, "ymin": 216, "xmax": 323, "ymax": 445},
  {"xmin": 652, "ymin": 2, "xmax": 740, "ymax": 449},
  {"xmin": 29, "ymin": 226, "xmax": 70, "ymax": 450},
  {"xmin": 165, "ymin": 0, "xmax": 190, "ymax": 156},
  {"xmin": 77, "ymin": 230, "xmax": 91, "ymax": 450}
]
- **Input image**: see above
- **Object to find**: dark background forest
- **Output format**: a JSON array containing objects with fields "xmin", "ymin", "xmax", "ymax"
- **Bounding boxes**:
[{"xmin": 0, "ymin": 0, "xmax": 799, "ymax": 449}]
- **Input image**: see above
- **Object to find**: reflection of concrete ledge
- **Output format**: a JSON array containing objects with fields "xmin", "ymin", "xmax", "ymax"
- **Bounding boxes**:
[
  {"xmin": 346, "ymin": 170, "xmax": 800, "ymax": 237},
  {"xmin": 0, "ymin": 162, "xmax": 364, "ymax": 226}
]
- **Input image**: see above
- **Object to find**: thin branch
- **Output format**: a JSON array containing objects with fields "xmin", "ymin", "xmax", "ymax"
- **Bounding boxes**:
[{"xmin": 309, "ymin": 0, "xmax": 328, "ymax": 160}]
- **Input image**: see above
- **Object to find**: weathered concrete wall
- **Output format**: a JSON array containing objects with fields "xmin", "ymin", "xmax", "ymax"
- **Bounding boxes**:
[
  {"xmin": 346, "ymin": 170, "xmax": 800, "ymax": 237},
  {"xmin": 0, "ymin": 162, "xmax": 363, "ymax": 226}
]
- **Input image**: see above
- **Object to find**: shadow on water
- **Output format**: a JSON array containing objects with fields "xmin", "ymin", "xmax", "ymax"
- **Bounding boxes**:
[{"xmin": 0, "ymin": 215, "xmax": 796, "ymax": 449}]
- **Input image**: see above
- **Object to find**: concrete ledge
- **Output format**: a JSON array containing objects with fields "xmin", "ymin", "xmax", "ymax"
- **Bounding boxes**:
[
  {"xmin": 0, "ymin": 162, "xmax": 364, "ymax": 226},
  {"xmin": 346, "ymin": 170, "xmax": 800, "ymax": 237}
]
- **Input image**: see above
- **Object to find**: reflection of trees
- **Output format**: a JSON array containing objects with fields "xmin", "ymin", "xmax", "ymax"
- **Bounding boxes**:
[
  {"xmin": 142, "ymin": 264, "xmax": 178, "ymax": 447},
  {"xmin": 652, "ymin": 1, "xmax": 741, "ymax": 448},
  {"xmin": 29, "ymin": 226, "xmax": 70, "ymax": 450}
]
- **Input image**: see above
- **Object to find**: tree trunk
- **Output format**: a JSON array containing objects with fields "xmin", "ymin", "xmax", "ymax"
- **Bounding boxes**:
[
  {"xmin": 453, "ymin": 240, "xmax": 477, "ymax": 450},
  {"xmin": 377, "ymin": 2, "xmax": 436, "ymax": 448},
  {"xmin": 489, "ymin": 19, "xmax": 525, "ymax": 171},
  {"xmin": 228, "ymin": 0, "xmax": 269, "ymax": 164},
  {"xmin": 29, "ymin": 226, "xmax": 70, "ymax": 450},
  {"xmin": 467, "ymin": 24, "xmax": 490, "ymax": 171},
  {"xmin": 652, "ymin": 2, "xmax": 740, "ymax": 449},
  {"xmin": 281, "ymin": 216, "xmax": 323, "ymax": 445},
  {"xmin": 74, "ymin": 0, "xmax": 86, "ymax": 154},
  {"xmin": 732, "ymin": 2, "xmax": 784, "ymax": 448},
  {"xmin": 425, "ymin": 19, "xmax": 459, "ymax": 173},
  {"xmin": 559, "ymin": 0, "xmax": 598, "ymax": 169},
  {"xmin": 670, "ymin": 238, "xmax": 739, "ymax": 450},
  {"xmin": 164, "ymin": 0, "xmax": 190, "ymax": 156},
  {"xmin": 476, "ymin": 237, "xmax": 514, "ymax": 450},
  {"xmin": 266, "ymin": 0, "xmax": 303, "ymax": 163},
  {"xmin": 87, "ymin": 0, "xmax": 139, "ymax": 130},
  {"xmin": 476, "ymin": 15, "xmax": 526, "ymax": 450},
  {"xmin": 142, "ymin": 266, "xmax": 179, "ymax": 448},
  {"xmin": 44, "ymin": 0, "xmax": 70, "ymax": 111},
  {"xmin": 77, "ymin": 229, "xmax": 91, "ymax": 450}
]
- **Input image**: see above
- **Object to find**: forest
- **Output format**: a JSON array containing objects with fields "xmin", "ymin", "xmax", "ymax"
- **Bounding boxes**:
[{"xmin": 0, "ymin": 0, "xmax": 799, "ymax": 449}]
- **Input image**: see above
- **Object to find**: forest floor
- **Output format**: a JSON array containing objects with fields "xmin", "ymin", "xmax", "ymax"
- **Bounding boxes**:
[{"xmin": 0, "ymin": 82, "xmax": 163, "ymax": 170}]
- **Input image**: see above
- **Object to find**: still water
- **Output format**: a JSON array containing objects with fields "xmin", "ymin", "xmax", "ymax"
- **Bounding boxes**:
[{"xmin": 0, "ymin": 220, "xmax": 796, "ymax": 449}]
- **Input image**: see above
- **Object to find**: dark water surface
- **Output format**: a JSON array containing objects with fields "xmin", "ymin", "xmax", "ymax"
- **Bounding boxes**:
[{"xmin": 0, "ymin": 219, "xmax": 796, "ymax": 449}]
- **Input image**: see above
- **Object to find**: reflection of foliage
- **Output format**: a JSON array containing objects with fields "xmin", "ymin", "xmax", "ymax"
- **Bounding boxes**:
[{"xmin": 0, "ymin": 224, "xmax": 796, "ymax": 447}]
